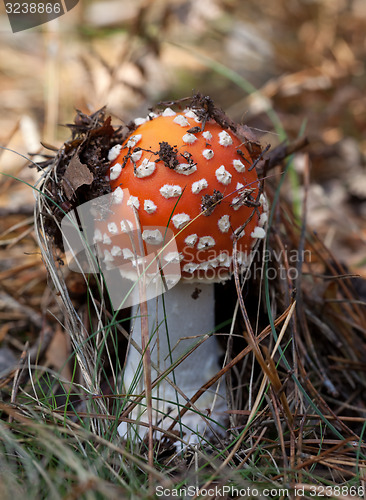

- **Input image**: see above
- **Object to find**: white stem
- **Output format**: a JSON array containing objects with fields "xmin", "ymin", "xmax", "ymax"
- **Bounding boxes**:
[{"xmin": 118, "ymin": 282, "xmax": 227, "ymax": 441}]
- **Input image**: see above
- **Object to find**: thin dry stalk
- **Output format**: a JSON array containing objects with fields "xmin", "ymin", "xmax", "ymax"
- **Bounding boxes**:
[{"xmin": 133, "ymin": 206, "xmax": 154, "ymax": 475}]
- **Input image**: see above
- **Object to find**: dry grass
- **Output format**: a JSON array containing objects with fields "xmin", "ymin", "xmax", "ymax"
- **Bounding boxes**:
[{"xmin": 1, "ymin": 0, "xmax": 366, "ymax": 498}]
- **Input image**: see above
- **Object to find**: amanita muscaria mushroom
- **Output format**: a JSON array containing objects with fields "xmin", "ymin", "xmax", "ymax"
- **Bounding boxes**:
[{"xmin": 105, "ymin": 104, "xmax": 268, "ymax": 442}]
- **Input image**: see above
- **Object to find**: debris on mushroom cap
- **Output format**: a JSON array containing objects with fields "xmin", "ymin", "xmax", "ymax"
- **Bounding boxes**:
[{"xmin": 106, "ymin": 106, "xmax": 267, "ymax": 282}]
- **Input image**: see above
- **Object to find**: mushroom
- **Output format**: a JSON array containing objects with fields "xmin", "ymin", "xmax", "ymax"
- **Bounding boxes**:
[{"xmin": 104, "ymin": 106, "xmax": 268, "ymax": 442}]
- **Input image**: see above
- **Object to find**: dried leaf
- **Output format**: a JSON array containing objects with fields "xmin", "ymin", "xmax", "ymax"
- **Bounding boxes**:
[
  {"xmin": 89, "ymin": 116, "xmax": 115, "ymax": 138},
  {"xmin": 62, "ymin": 155, "xmax": 94, "ymax": 199},
  {"xmin": 46, "ymin": 327, "xmax": 72, "ymax": 382}
]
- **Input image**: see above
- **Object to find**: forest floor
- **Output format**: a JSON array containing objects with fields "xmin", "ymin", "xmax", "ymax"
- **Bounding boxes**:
[{"xmin": 0, "ymin": 1, "xmax": 365, "ymax": 498}]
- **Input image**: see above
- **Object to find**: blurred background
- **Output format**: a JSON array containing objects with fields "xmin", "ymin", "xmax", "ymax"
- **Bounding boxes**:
[
  {"xmin": 0, "ymin": 0, "xmax": 365, "ymax": 359},
  {"xmin": 0, "ymin": 3, "xmax": 365, "ymax": 489}
]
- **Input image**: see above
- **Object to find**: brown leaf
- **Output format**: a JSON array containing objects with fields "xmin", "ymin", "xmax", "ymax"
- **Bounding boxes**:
[
  {"xmin": 62, "ymin": 155, "xmax": 94, "ymax": 199},
  {"xmin": 89, "ymin": 116, "xmax": 115, "ymax": 138},
  {"xmin": 46, "ymin": 327, "xmax": 72, "ymax": 382},
  {"xmin": 236, "ymin": 124, "xmax": 263, "ymax": 159}
]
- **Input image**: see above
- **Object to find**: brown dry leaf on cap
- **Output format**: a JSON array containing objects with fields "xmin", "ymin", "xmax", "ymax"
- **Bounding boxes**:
[{"xmin": 62, "ymin": 155, "xmax": 94, "ymax": 200}]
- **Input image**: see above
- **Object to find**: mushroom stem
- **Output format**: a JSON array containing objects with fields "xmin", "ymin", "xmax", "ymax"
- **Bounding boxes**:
[{"xmin": 118, "ymin": 282, "xmax": 227, "ymax": 442}]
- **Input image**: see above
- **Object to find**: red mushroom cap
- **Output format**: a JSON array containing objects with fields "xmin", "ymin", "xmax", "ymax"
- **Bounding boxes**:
[{"xmin": 105, "ymin": 107, "xmax": 268, "ymax": 282}]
